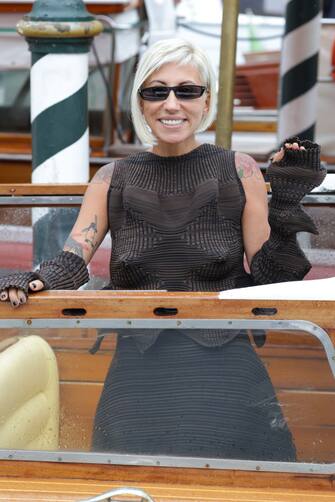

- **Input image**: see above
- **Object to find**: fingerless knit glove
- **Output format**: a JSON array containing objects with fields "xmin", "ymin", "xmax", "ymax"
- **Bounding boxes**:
[
  {"xmin": 35, "ymin": 251, "xmax": 89, "ymax": 290},
  {"xmin": 250, "ymin": 137, "xmax": 327, "ymax": 285},
  {"xmin": 0, "ymin": 251, "xmax": 89, "ymax": 295},
  {"xmin": 0, "ymin": 272, "xmax": 38, "ymax": 295}
]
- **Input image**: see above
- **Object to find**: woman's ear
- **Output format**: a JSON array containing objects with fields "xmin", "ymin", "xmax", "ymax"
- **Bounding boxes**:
[{"xmin": 204, "ymin": 92, "xmax": 210, "ymax": 114}]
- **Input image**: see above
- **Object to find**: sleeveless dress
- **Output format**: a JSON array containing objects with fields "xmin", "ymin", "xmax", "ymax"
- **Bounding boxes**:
[{"xmin": 92, "ymin": 144, "xmax": 296, "ymax": 461}]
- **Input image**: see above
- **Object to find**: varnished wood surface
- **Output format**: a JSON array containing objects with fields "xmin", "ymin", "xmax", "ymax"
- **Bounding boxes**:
[
  {"xmin": 0, "ymin": 161, "xmax": 100, "ymax": 184},
  {"xmin": 0, "ymin": 292, "xmax": 333, "ymax": 335},
  {"xmin": 0, "ymin": 135, "xmax": 104, "ymax": 182},
  {"xmin": 0, "ymin": 460, "xmax": 335, "ymax": 492},
  {"xmin": 0, "ymin": 134, "xmax": 104, "ymax": 155},
  {"xmin": 0, "ymin": 476, "xmax": 335, "ymax": 501},
  {"xmin": 0, "ymin": 182, "xmax": 272, "ymax": 198},
  {"xmin": 0, "ymin": 184, "xmax": 88, "ymax": 196}
]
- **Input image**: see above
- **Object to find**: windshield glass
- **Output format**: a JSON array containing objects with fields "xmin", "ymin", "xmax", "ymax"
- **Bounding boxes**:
[{"xmin": 0, "ymin": 322, "xmax": 334, "ymax": 467}]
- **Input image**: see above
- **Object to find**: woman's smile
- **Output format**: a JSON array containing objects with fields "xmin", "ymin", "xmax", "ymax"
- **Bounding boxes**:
[
  {"xmin": 158, "ymin": 117, "xmax": 188, "ymax": 130},
  {"xmin": 159, "ymin": 118, "xmax": 186, "ymax": 127}
]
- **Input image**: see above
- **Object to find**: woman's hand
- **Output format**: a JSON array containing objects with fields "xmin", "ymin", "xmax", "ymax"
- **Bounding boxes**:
[
  {"xmin": 271, "ymin": 141, "xmax": 306, "ymax": 163},
  {"xmin": 0, "ymin": 279, "xmax": 44, "ymax": 308}
]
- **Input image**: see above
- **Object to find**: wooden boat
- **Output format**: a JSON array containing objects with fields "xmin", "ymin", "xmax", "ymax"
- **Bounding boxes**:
[
  {"xmin": 0, "ymin": 2, "xmax": 334, "ymax": 498},
  {"xmin": 0, "ymin": 183, "xmax": 333, "ymax": 501}
]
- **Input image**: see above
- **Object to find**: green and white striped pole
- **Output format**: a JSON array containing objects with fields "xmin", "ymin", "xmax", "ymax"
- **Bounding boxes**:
[
  {"xmin": 278, "ymin": 0, "xmax": 323, "ymax": 144},
  {"xmin": 17, "ymin": 0, "xmax": 102, "ymax": 264}
]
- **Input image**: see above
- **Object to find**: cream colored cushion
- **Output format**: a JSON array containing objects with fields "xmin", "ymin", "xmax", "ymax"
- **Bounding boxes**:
[{"xmin": 0, "ymin": 335, "xmax": 59, "ymax": 450}]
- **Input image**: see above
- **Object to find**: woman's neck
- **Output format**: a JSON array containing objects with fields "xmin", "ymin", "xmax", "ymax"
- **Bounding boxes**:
[{"xmin": 151, "ymin": 138, "xmax": 200, "ymax": 157}]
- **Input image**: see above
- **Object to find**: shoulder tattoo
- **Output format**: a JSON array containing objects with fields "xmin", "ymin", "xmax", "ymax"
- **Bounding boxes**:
[
  {"xmin": 91, "ymin": 162, "xmax": 115, "ymax": 185},
  {"xmin": 235, "ymin": 152, "xmax": 263, "ymax": 181}
]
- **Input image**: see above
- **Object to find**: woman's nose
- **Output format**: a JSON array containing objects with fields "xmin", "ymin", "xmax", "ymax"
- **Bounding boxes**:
[{"xmin": 163, "ymin": 90, "xmax": 181, "ymax": 110}]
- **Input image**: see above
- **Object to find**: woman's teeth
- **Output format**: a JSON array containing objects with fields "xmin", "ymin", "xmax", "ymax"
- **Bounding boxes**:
[{"xmin": 160, "ymin": 119, "xmax": 185, "ymax": 125}]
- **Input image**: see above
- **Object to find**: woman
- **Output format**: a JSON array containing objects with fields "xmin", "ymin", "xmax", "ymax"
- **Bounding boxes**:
[{"xmin": 0, "ymin": 39, "xmax": 326, "ymax": 460}]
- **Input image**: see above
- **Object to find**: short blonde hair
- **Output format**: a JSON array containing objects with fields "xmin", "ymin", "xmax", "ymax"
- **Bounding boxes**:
[{"xmin": 131, "ymin": 38, "xmax": 217, "ymax": 145}]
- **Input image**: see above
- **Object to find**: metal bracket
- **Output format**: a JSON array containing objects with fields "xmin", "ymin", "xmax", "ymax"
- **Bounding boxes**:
[{"xmin": 78, "ymin": 486, "xmax": 155, "ymax": 502}]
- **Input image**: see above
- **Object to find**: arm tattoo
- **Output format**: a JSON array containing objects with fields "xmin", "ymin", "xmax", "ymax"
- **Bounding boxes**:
[
  {"xmin": 64, "ymin": 215, "xmax": 99, "ymax": 257},
  {"xmin": 91, "ymin": 162, "xmax": 115, "ymax": 185},
  {"xmin": 235, "ymin": 152, "xmax": 262, "ymax": 180},
  {"xmin": 82, "ymin": 215, "xmax": 98, "ymax": 250}
]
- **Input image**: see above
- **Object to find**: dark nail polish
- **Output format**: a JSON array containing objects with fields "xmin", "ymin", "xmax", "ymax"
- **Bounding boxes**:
[{"xmin": 12, "ymin": 301, "xmax": 17, "ymax": 307}]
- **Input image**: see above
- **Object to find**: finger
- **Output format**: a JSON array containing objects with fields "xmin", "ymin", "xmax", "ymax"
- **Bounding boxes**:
[
  {"xmin": 0, "ymin": 290, "xmax": 8, "ymax": 301},
  {"xmin": 8, "ymin": 288, "xmax": 20, "ymax": 308},
  {"xmin": 284, "ymin": 143, "xmax": 292, "ymax": 148},
  {"xmin": 272, "ymin": 147, "xmax": 284, "ymax": 162},
  {"xmin": 292, "ymin": 142, "xmax": 299, "ymax": 150},
  {"xmin": 29, "ymin": 279, "xmax": 44, "ymax": 291},
  {"xmin": 17, "ymin": 290, "xmax": 27, "ymax": 305},
  {"xmin": 300, "ymin": 145, "xmax": 306, "ymax": 150}
]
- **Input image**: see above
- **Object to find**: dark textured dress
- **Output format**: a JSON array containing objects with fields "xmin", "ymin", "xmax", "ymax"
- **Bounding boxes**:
[{"xmin": 92, "ymin": 144, "xmax": 297, "ymax": 460}]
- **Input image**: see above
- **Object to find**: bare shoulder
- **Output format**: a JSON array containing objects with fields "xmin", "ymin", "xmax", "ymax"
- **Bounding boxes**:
[
  {"xmin": 234, "ymin": 152, "xmax": 263, "ymax": 181},
  {"xmin": 90, "ymin": 161, "xmax": 116, "ymax": 186},
  {"xmin": 234, "ymin": 152, "xmax": 267, "ymax": 201}
]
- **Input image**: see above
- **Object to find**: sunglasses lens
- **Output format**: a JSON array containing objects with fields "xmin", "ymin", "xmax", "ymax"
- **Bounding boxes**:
[
  {"xmin": 140, "ymin": 87, "xmax": 169, "ymax": 101},
  {"xmin": 175, "ymin": 85, "xmax": 204, "ymax": 99}
]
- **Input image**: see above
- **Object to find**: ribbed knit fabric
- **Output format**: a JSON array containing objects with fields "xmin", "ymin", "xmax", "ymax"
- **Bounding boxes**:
[
  {"xmin": 0, "ymin": 251, "xmax": 89, "ymax": 294},
  {"xmin": 36, "ymin": 251, "xmax": 89, "ymax": 290},
  {"xmin": 0, "ymin": 271, "xmax": 39, "ymax": 295},
  {"xmin": 105, "ymin": 143, "xmax": 252, "ymax": 351},
  {"xmin": 92, "ymin": 332, "xmax": 296, "ymax": 460},
  {"xmin": 250, "ymin": 138, "xmax": 326, "ymax": 285}
]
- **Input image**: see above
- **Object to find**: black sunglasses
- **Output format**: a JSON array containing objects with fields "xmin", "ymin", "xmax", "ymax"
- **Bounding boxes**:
[{"xmin": 138, "ymin": 84, "xmax": 207, "ymax": 101}]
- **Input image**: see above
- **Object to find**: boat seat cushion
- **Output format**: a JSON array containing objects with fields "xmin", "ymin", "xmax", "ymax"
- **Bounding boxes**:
[{"xmin": 0, "ymin": 335, "xmax": 59, "ymax": 450}]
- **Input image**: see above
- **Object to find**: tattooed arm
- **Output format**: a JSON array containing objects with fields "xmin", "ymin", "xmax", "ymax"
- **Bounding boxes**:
[
  {"xmin": 234, "ymin": 152, "xmax": 270, "ymax": 266},
  {"xmin": 64, "ymin": 162, "xmax": 115, "ymax": 264},
  {"xmin": 0, "ymin": 162, "xmax": 116, "ymax": 306}
]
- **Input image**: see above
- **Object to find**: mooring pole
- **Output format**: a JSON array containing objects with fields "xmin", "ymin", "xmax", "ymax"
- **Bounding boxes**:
[
  {"xmin": 17, "ymin": 0, "xmax": 102, "ymax": 265},
  {"xmin": 215, "ymin": 0, "xmax": 240, "ymax": 149},
  {"xmin": 278, "ymin": 0, "xmax": 323, "ymax": 144}
]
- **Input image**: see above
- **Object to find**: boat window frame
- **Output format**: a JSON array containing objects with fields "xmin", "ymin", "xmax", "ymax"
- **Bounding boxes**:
[{"xmin": 0, "ymin": 312, "xmax": 334, "ymax": 475}]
